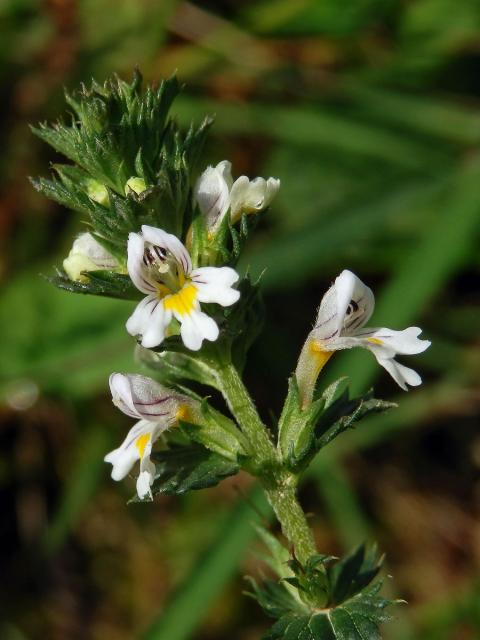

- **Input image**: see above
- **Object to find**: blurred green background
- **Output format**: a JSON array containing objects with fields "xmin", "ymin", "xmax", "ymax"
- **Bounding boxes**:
[{"xmin": 1, "ymin": 0, "xmax": 479, "ymax": 638}]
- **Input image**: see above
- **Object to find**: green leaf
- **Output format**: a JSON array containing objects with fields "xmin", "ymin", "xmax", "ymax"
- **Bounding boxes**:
[
  {"xmin": 227, "ymin": 275, "xmax": 265, "ymax": 370},
  {"xmin": 137, "ymin": 347, "xmax": 221, "ymax": 389},
  {"xmin": 178, "ymin": 400, "xmax": 250, "ymax": 461},
  {"xmin": 46, "ymin": 269, "xmax": 141, "ymax": 300},
  {"xmin": 315, "ymin": 391, "xmax": 395, "ymax": 451},
  {"xmin": 139, "ymin": 445, "xmax": 239, "ymax": 499},
  {"xmin": 278, "ymin": 380, "xmax": 392, "ymax": 473}
]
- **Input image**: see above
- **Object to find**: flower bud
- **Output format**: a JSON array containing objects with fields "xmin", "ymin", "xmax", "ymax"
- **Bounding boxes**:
[
  {"xmin": 63, "ymin": 232, "xmax": 118, "ymax": 282},
  {"xmin": 125, "ymin": 176, "xmax": 147, "ymax": 195},
  {"xmin": 194, "ymin": 160, "xmax": 280, "ymax": 233},
  {"xmin": 86, "ymin": 179, "xmax": 109, "ymax": 206}
]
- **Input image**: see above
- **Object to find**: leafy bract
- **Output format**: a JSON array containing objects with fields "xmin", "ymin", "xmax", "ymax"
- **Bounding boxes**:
[
  {"xmin": 46, "ymin": 269, "xmax": 141, "ymax": 300},
  {"xmin": 279, "ymin": 378, "xmax": 395, "ymax": 472},
  {"xmin": 249, "ymin": 543, "xmax": 397, "ymax": 640},
  {"xmin": 32, "ymin": 71, "xmax": 212, "ymax": 258},
  {"xmin": 149, "ymin": 444, "xmax": 239, "ymax": 497}
]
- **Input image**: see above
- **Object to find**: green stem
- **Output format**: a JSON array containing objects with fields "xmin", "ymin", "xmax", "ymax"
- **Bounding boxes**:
[
  {"xmin": 264, "ymin": 479, "xmax": 317, "ymax": 565},
  {"xmin": 213, "ymin": 361, "xmax": 276, "ymax": 465},
  {"xmin": 212, "ymin": 359, "xmax": 317, "ymax": 563}
]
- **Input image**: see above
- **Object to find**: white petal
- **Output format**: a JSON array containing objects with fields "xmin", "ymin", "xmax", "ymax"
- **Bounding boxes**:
[
  {"xmin": 194, "ymin": 165, "xmax": 231, "ymax": 230},
  {"xmin": 356, "ymin": 326, "xmax": 431, "ymax": 356},
  {"xmin": 136, "ymin": 468, "xmax": 154, "ymax": 500},
  {"xmin": 264, "ymin": 177, "xmax": 281, "ymax": 205},
  {"xmin": 104, "ymin": 419, "xmax": 152, "ymax": 480},
  {"xmin": 127, "ymin": 232, "xmax": 156, "ymax": 294},
  {"xmin": 230, "ymin": 175, "xmax": 280, "ymax": 222},
  {"xmin": 63, "ymin": 253, "xmax": 98, "ymax": 282},
  {"xmin": 191, "ymin": 267, "xmax": 240, "ymax": 306},
  {"xmin": 126, "ymin": 295, "xmax": 159, "ymax": 339},
  {"xmin": 376, "ymin": 357, "xmax": 422, "ymax": 390},
  {"xmin": 63, "ymin": 233, "xmax": 118, "ymax": 281},
  {"xmin": 71, "ymin": 233, "xmax": 118, "ymax": 268},
  {"xmin": 229, "ymin": 176, "xmax": 250, "ymax": 220},
  {"xmin": 180, "ymin": 310, "xmax": 219, "ymax": 351},
  {"xmin": 136, "ymin": 447, "xmax": 158, "ymax": 500},
  {"xmin": 141, "ymin": 225, "xmax": 192, "ymax": 275},
  {"xmin": 216, "ymin": 160, "xmax": 233, "ymax": 190},
  {"xmin": 140, "ymin": 302, "xmax": 171, "ymax": 349},
  {"xmin": 109, "ymin": 372, "xmax": 141, "ymax": 419},
  {"xmin": 243, "ymin": 177, "xmax": 267, "ymax": 210}
]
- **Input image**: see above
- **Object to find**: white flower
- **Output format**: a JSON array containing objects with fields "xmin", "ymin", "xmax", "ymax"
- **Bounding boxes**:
[
  {"xmin": 104, "ymin": 373, "xmax": 192, "ymax": 500},
  {"xmin": 126, "ymin": 225, "xmax": 240, "ymax": 350},
  {"xmin": 63, "ymin": 232, "xmax": 119, "ymax": 282},
  {"xmin": 303, "ymin": 270, "xmax": 431, "ymax": 391},
  {"xmin": 194, "ymin": 160, "xmax": 280, "ymax": 232}
]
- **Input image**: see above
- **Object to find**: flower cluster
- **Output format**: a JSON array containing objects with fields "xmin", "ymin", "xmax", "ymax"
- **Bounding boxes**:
[
  {"xmin": 97, "ymin": 161, "xmax": 278, "ymax": 496},
  {"xmin": 48, "ymin": 77, "xmax": 430, "ymax": 499},
  {"xmin": 62, "ymin": 164, "xmax": 431, "ymax": 497}
]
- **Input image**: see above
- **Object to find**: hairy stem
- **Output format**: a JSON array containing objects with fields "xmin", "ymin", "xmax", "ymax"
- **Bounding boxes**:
[
  {"xmin": 214, "ymin": 361, "xmax": 276, "ymax": 464},
  {"xmin": 213, "ymin": 360, "xmax": 318, "ymax": 563},
  {"xmin": 264, "ymin": 479, "xmax": 318, "ymax": 565}
]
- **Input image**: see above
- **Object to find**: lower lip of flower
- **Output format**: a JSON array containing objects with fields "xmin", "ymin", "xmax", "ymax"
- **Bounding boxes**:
[{"xmin": 163, "ymin": 283, "xmax": 198, "ymax": 316}]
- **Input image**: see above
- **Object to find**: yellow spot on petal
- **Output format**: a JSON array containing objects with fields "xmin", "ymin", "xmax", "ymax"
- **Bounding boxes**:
[
  {"xmin": 310, "ymin": 340, "xmax": 334, "ymax": 368},
  {"xmin": 367, "ymin": 337, "xmax": 383, "ymax": 345},
  {"xmin": 135, "ymin": 433, "xmax": 151, "ymax": 458},
  {"xmin": 176, "ymin": 404, "xmax": 190, "ymax": 423},
  {"xmin": 163, "ymin": 284, "xmax": 197, "ymax": 316}
]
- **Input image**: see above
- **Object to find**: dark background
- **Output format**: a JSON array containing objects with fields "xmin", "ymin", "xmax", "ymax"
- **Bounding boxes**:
[{"xmin": 0, "ymin": 1, "xmax": 479, "ymax": 638}]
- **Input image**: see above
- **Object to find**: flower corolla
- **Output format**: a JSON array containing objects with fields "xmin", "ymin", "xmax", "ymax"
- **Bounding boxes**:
[
  {"xmin": 126, "ymin": 225, "xmax": 240, "ymax": 350},
  {"xmin": 104, "ymin": 373, "xmax": 193, "ymax": 499}
]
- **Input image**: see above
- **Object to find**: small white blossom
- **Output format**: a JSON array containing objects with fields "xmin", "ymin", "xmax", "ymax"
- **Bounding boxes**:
[
  {"xmin": 194, "ymin": 160, "xmax": 280, "ymax": 232},
  {"xmin": 63, "ymin": 232, "xmax": 119, "ymax": 282},
  {"xmin": 306, "ymin": 270, "xmax": 431, "ymax": 390},
  {"xmin": 126, "ymin": 225, "xmax": 240, "ymax": 350},
  {"xmin": 104, "ymin": 373, "xmax": 192, "ymax": 500}
]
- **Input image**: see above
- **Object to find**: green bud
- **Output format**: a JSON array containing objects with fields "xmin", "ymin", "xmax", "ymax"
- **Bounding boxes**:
[
  {"xmin": 86, "ymin": 179, "xmax": 109, "ymax": 206},
  {"xmin": 125, "ymin": 176, "xmax": 147, "ymax": 195}
]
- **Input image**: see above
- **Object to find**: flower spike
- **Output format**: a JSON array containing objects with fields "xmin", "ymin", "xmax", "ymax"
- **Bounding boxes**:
[
  {"xmin": 126, "ymin": 225, "xmax": 240, "ymax": 350},
  {"xmin": 104, "ymin": 373, "xmax": 194, "ymax": 499},
  {"xmin": 296, "ymin": 270, "xmax": 431, "ymax": 406}
]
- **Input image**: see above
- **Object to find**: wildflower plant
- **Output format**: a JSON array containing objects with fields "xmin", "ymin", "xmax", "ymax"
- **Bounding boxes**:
[{"xmin": 32, "ymin": 71, "xmax": 430, "ymax": 639}]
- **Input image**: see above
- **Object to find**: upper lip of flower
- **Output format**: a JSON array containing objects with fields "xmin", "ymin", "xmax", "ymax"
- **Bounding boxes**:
[
  {"xmin": 109, "ymin": 372, "xmax": 180, "ymax": 421},
  {"xmin": 125, "ymin": 225, "xmax": 241, "ymax": 351}
]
